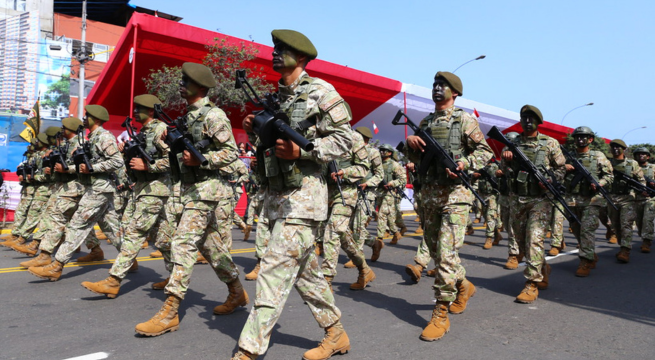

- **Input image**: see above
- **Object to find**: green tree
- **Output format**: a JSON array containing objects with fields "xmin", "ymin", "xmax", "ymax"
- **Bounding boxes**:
[
  {"xmin": 143, "ymin": 37, "xmax": 274, "ymax": 113},
  {"xmin": 42, "ymin": 74, "xmax": 71, "ymax": 109}
]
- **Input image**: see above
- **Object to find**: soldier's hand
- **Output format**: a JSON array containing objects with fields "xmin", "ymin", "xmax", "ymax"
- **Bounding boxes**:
[
  {"xmin": 117, "ymin": 184, "xmax": 125, "ymax": 191},
  {"xmin": 331, "ymin": 169, "xmax": 345, "ymax": 182},
  {"xmin": 590, "ymin": 183, "xmax": 597, "ymax": 191},
  {"xmin": 18, "ymin": 175, "xmax": 23, "ymax": 182},
  {"xmin": 502, "ymin": 151, "xmax": 513, "ymax": 161},
  {"xmin": 407, "ymin": 136, "xmax": 425, "ymax": 152},
  {"xmin": 495, "ymin": 169, "xmax": 504, "ymax": 177},
  {"xmin": 565, "ymin": 164, "xmax": 575, "ymax": 172},
  {"xmin": 118, "ymin": 142, "xmax": 125, "ymax": 153},
  {"xmin": 642, "ymin": 191, "xmax": 649, "ymax": 197},
  {"xmin": 538, "ymin": 179, "xmax": 551, "ymax": 190},
  {"xmin": 649, "ymin": 182, "xmax": 655, "ymax": 188},
  {"xmin": 472, "ymin": 172, "xmax": 481, "ymax": 178},
  {"xmin": 129, "ymin": 183, "xmax": 135, "ymax": 191},
  {"xmin": 161, "ymin": 129, "xmax": 168, "ymax": 141},
  {"xmin": 275, "ymin": 139, "xmax": 300, "ymax": 160},
  {"xmin": 130, "ymin": 157, "xmax": 147, "ymax": 171},
  {"xmin": 79, "ymin": 163, "xmax": 90, "ymax": 174},
  {"xmin": 406, "ymin": 162, "xmax": 415, "ymax": 172},
  {"xmin": 182, "ymin": 150, "xmax": 201, "ymax": 166},
  {"xmin": 44, "ymin": 149, "xmax": 53, "ymax": 156},
  {"xmin": 359, "ymin": 183, "xmax": 368, "ymax": 190},
  {"xmin": 54, "ymin": 163, "xmax": 64, "ymax": 173},
  {"xmin": 44, "ymin": 167, "xmax": 52, "ymax": 175},
  {"xmin": 445, "ymin": 162, "xmax": 464, "ymax": 179},
  {"xmin": 243, "ymin": 114, "xmax": 255, "ymax": 133}
]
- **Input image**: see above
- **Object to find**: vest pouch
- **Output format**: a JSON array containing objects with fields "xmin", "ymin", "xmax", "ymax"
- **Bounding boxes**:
[
  {"xmin": 177, "ymin": 152, "xmax": 196, "ymax": 183},
  {"xmin": 515, "ymin": 170, "xmax": 530, "ymax": 196},
  {"xmin": 281, "ymin": 159, "xmax": 303, "ymax": 189},
  {"xmin": 263, "ymin": 147, "xmax": 285, "ymax": 192}
]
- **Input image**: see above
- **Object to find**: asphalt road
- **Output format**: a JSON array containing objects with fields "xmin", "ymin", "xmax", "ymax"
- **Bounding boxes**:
[{"xmin": 1, "ymin": 215, "xmax": 654, "ymax": 360}]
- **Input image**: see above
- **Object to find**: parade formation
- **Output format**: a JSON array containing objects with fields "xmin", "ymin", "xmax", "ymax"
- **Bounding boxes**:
[{"xmin": 2, "ymin": 29, "xmax": 653, "ymax": 360}]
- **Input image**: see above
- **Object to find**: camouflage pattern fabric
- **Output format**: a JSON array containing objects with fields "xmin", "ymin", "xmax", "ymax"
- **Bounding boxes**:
[
  {"xmin": 570, "ymin": 206, "xmax": 600, "ymax": 260},
  {"xmin": 245, "ymin": 188, "xmax": 264, "ymax": 227},
  {"xmin": 635, "ymin": 163, "xmax": 655, "ymax": 241},
  {"xmin": 414, "ymin": 238, "xmax": 431, "ymax": 268},
  {"xmin": 254, "ymin": 197, "xmax": 270, "ymax": 259},
  {"xmin": 37, "ymin": 194, "xmax": 99, "ymax": 254},
  {"xmin": 16, "ymin": 198, "xmax": 47, "ymax": 238},
  {"xmin": 376, "ymin": 158, "xmax": 405, "ymax": 238},
  {"xmin": 11, "ymin": 193, "xmax": 33, "ymax": 236},
  {"xmin": 499, "ymin": 194, "xmax": 517, "ymax": 255},
  {"xmin": 353, "ymin": 143, "xmax": 384, "ymax": 248},
  {"xmin": 548, "ymin": 203, "xmax": 565, "ymax": 248},
  {"xmin": 510, "ymin": 195, "xmax": 552, "ymax": 282},
  {"xmin": 155, "ymin": 182, "xmax": 183, "ymax": 273},
  {"xmin": 608, "ymin": 158, "xmax": 645, "ymax": 249},
  {"xmin": 481, "ymin": 193, "xmax": 499, "ymax": 237}
]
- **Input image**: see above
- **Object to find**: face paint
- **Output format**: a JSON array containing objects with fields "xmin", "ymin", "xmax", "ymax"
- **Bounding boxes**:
[
  {"xmin": 574, "ymin": 135, "xmax": 590, "ymax": 148},
  {"xmin": 83, "ymin": 113, "xmax": 96, "ymax": 128},
  {"xmin": 636, "ymin": 153, "xmax": 650, "ymax": 164},
  {"xmin": 520, "ymin": 115, "xmax": 538, "ymax": 132},
  {"xmin": 179, "ymin": 75, "xmax": 199, "ymax": 98},
  {"xmin": 272, "ymin": 42, "xmax": 299, "ymax": 71},
  {"xmin": 432, "ymin": 79, "xmax": 452, "ymax": 102},
  {"xmin": 611, "ymin": 146, "xmax": 624, "ymax": 157},
  {"xmin": 134, "ymin": 105, "xmax": 150, "ymax": 123}
]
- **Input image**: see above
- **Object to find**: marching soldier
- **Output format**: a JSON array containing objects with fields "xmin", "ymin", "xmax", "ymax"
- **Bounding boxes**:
[
  {"xmin": 376, "ymin": 144, "xmax": 406, "ymax": 247},
  {"xmin": 472, "ymin": 158, "xmax": 503, "ymax": 249},
  {"xmin": 632, "ymin": 147, "xmax": 655, "ymax": 253},
  {"xmin": 0, "ymin": 141, "xmax": 36, "ymax": 248},
  {"xmin": 496, "ymin": 132, "xmax": 519, "ymax": 269}
]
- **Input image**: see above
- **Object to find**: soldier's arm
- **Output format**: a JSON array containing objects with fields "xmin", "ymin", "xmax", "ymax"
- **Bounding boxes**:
[
  {"xmin": 147, "ymin": 123, "xmax": 170, "ymax": 173},
  {"xmin": 547, "ymin": 138, "xmax": 567, "ymax": 182},
  {"xmin": 633, "ymin": 161, "xmax": 646, "ymax": 184},
  {"xmin": 462, "ymin": 114, "xmax": 493, "ymax": 171},
  {"xmin": 200, "ymin": 109, "xmax": 239, "ymax": 170},
  {"xmin": 92, "ymin": 134, "xmax": 124, "ymax": 173},
  {"xmin": 341, "ymin": 135, "xmax": 370, "ymax": 183},
  {"xmin": 405, "ymin": 117, "xmax": 430, "ymax": 163},
  {"xmin": 365, "ymin": 150, "xmax": 384, "ymax": 188},
  {"xmin": 388, "ymin": 162, "xmax": 407, "ymax": 188},
  {"xmin": 597, "ymin": 153, "xmax": 613, "ymax": 187}
]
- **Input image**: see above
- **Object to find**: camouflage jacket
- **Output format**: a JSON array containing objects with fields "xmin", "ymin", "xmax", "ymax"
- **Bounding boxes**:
[
  {"xmin": 32, "ymin": 149, "xmax": 52, "ymax": 201},
  {"xmin": 380, "ymin": 157, "xmax": 407, "ymax": 197},
  {"xmin": 219, "ymin": 156, "xmax": 249, "ymax": 198},
  {"xmin": 636, "ymin": 162, "xmax": 655, "ymax": 202},
  {"xmin": 328, "ymin": 131, "xmax": 370, "ymax": 208},
  {"xmin": 132, "ymin": 119, "xmax": 171, "ymax": 198},
  {"xmin": 78, "ymin": 126, "xmax": 124, "ymax": 193},
  {"xmin": 564, "ymin": 149, "xmax": 613, "ymax": 207},
  {"xmin": 364, "ymin": 144, "xmax": 384, "ymax": 188},
  {"xmin": 476, "ymin": 162, "xmax": 500, "ymax": 195},
  {"xmin": 609, "ymin": 157, "xmax": 645, "ymax": 202},
  {"xmin": 57, "ymin": 136, "xmax": 87, "ymax": 198}
]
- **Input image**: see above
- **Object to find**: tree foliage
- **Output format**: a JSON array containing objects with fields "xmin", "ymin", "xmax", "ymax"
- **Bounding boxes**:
[
  {"xmin": 42, "ymin": 74, "xmax": 71, "ymax": 109},
  {"xmin": 143, "ymin": 38, "xmax": 274, "ymax": 113}
]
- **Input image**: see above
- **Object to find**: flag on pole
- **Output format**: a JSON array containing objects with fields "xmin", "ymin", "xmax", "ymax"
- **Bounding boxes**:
[
  {"xmin": 372, "ymin": 121, "xmax": 379, "ymax": 134},
  {"xmin": 473, "ymin": 108, "xmax": 480, "ymax": 118},
  {"xmin": 20, "ymin": 100, "xmax": 41, "ymax": 142}
]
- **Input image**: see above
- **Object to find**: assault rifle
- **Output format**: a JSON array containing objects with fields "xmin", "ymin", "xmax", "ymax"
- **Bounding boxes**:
[
  {"xmin": 613, "ymin": 170, "xmax": 655, "ymax": 197},
  {"xmin": 122, "ymin": 116, "xmax": 155, "ymax": 166},
  {"xmin": 327, "ymin": 160, "xmax": 346, "ymax": 206},
  {"xmin": 391, "ymin": 110, "xmax": 486, "ymax": 206},
  {"xmin": 560, "ymin": 145, "xmax": 617, "ymax": 210},
  {"xmin": 234, "ymin": 69, "xmax": 314, "ymax": 151},
  {"xmin": 393, "ymin": 186, "xmax": 414, "ymax": 204},
  {"xmin": 475, "ymin": 166, "xmax": 499, "ymax": 191},
  {"xmin": 43, "ymin": 132, "xmax": 70, "ymax": 172},
  {"xmin": 153, "ymin": 104, "xmax": 209, "ymax": 167},
  {"xmin": 71, "ymin": 125, "xmax": 94, "ymax": 173},
  {"xmin": 355, "ymin": 182, "xmax": 371, "ymax": 216},
  {"xmin": 491, "ymin": 158, "xmax": 509, "ymax": 194},
  {"xmin": 487, "ymin": 126, "xmax": 580, "ymax": 225}
]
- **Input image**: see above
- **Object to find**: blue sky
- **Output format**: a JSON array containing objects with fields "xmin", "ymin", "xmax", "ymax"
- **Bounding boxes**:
[{"xmin": 133, "ymin": 0, "xmax": 655, "ymax": 145}]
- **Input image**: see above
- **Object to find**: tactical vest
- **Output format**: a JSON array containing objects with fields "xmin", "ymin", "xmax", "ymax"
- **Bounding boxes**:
[
  {"xmin": 381, "ymin": 159, "xmax": 395, "ymax": 186},
  {"xmin": 132, "ymin": 121, "xmax": 167, "ymax": 183},
  {"xmin": 178, "ymin": 103, "xmax": 221, "ymax": 184},
  {"xmin": 259, "ymin": 77, "xmax": 321, "ymax": 192},
  {"xmin": 564, "ymin": 151, "xmax": 599, "ymax": 196},
  {"xmin": 511, "ymin": 135, "xmax": 549, "ymax": 196},
  {"xmin": 327, "ymin": 157, "xmax": 354, "ymax": 185},
  {"xmin": 53, "ymin": 141, "xmax": 77, "ymax": 183},
  {"xmin": 478, "ymin": 166, "xmax": 496, "ymax": 194},
  {"xmin": 610, "ymin": 159, "xmax": 633, "ymax": 195},
  {"xmin": 642, "ymin": 164, "xmax": 654, "ymax": 180},
  {"xmin": 83, "ymin": 130, "xmax": 111, "ymax": 185},
  {"xmin": 419, "ymin": 109, "xmax": 464, "ymax": 185}
]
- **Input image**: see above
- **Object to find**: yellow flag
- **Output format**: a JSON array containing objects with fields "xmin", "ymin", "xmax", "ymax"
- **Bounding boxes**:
[
  {"xmin": 19, "ymin": 127, "xmax": 35, "ymax": 142},
  {"xmin": 21, "ymin": 100, "xmax": 40, "ymax": 142}
]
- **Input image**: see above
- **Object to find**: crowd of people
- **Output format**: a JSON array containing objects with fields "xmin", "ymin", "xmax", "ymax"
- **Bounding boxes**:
[{"xmin": 1, "ymin": 29, "xmax": 652, "ymax": 360}]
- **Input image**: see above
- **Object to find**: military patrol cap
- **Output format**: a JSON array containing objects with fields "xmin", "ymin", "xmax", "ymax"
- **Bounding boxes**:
[
  {"xmin": 85, "ymin": 104, "xmax": 110, "ymax": 122},
  {"xmin": 36, "ymin": 133, "xmax": 49, "ymax": 146},
  {"xmin": 182, "ymin": 62, "xmax": 217, "ymax": 89},
  {"xmin": 134, "ymin": 94, "xmax": 162, "ymax": 109},
  {"xmin": 520, "ymin": 105, "xmax": 544, "ymax": 124},
  {"xmin": 632, "ymin": 147, "xmax": 650, "ymax": 156},
  {"xmin": 435, "ymin": 71, "xmax": 463, "ymax": 96},
  {"xmin": 45, "ymin": 126, "xmax": 60, "ymax": 138},
  {"xmin": 610, "ymin": 139, "xmax": 627, "ymax": 149},
  {"xmin": 506, "ymin": 132, "xmax": 520, "ymax": 141},
  {"xmin": 271, "ymin": 29, "xmax": 318, "ymax": 60},
  {"xmin": 355, "ymin": 126, "xmax": 373, "ymax": 139},
  {"xmin": 62, "ymin": 117, "xmax": 83, "ymax": 132},
  {"xmin": 572, "ymin": 126, "xmax": 594, "ymax": 137}
]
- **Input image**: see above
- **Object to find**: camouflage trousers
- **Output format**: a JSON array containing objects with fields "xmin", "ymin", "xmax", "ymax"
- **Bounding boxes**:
[
  {"xmin": 245, "ymin": 191, "xmax": 264, "ymax": 227},
  {"xmin": 254, "ymin": 209, "xmax": 270, "ymax": 259},
  {"xmin": 480, "ymin": 192, "xmax": 500, "ymax": 237},
  {"xmin": 549, "ymin": 203, "xmax": 565, "ymax": 248},
  {"xmin": 232, "ymin": 195, "xmax": 246, "ymax": 229},
  {"xmin": 570, "ymin": 205, "xmax": 600, "ymax": 261},
  {"xmin": 608, "ymin": 198, "xmax": 637, "ymax": 249},
  {"xmin": 155, "ymin": 193, "xmax": 184, "ymax": 273},
  {"xmin": 376, "ymin": 192, "xmax": 398, "ymax": 238},
  {"xmin": 321, "ymin": 203, "xmax": 368, "ymax": 278},
  {"xmin": 109, "ymin": 195, "xmax": 166, "ymax": 280},
  {"xmin": 635, "ymin": 199, "xmax": 655, "ymax": 241},
  {"xmin": 238, "ymin": 218, "xmax": 341, "ymax": 356},
  {"xmin": 414, "ymin": 238, "xmax": 431, "ymax": 268},
  {"xmin": 17, "ymin": 197, "xmax": 47, "ymax": 238},
  {"xmin": 511, "ymin": 195, "xmax": 552, "ymax": 283},
  {"xmin": 352, "ymin": 195, "xmax": 375, "ymax": 250},
  {"xmin": 11, "ymin": 194, "xmax": 33, "ymax": 236},
  {"xmin": 394, "ymin": 194, "xmax": 406, "ymax": 230},
  {"xmin": 499, "ymin": 195, "xmax": 517, "ymax": 255},
  {"xmin": 55, "ymin": 190, "xmax": 122, "ymax": 264},
  {"xmin": 37, "ymin": 195, "xmax": 99, "ymax": 254},
  {"xmin": 164, "ymin": 200, "xmax": 239, "ymax": 300},
  {"xmin": 114, "ymin": 190, "xmax": 130, "ymax": 216},
  {"xmin": 30, "ymin": 190, "xmax": 59, "ymax": 241},
  {"xmin": 421, "ymin": 200, "xmax": 469, "ymax": 302}
]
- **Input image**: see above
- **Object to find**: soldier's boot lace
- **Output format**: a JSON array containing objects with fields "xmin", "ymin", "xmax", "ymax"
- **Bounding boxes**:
[
  {"xmin": 420, "ymin": 302, "xmax": 450, "ymax": 341},
  {"xmin": 135, "ymin": 295, "xmax": 180, "ymax": 336}
]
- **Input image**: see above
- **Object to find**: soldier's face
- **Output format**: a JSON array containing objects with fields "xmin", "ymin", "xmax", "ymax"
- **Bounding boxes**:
[
  {"xmin": 432, "ymin": 79, "xmax": 453, "ymax": 103},
  {"xmin": 272, "ymin": 42, "xmax": 299, "ymax": 72},
  {"xmin": 574, "ymin": 135, "xmax": 592, "ymax": 148},
  {"xmin": 611, "ymin": 145, "xmax": 624, "ymax": 157},
  {"xmin": 520, "ymin": 115, "xmax": 539, "ymax": 132},
  {"xmin": 133, "ymin": 105, "xmax": 151, "ymax": 123},
  {"xmin": 636, "ymin": 153, "xmax": 650, "ymax": 163},
  {"xmin": 179, "ymin": 75, "xmax": 200, "ymax": 99},
  {"xmin": 83, "ymin": 113, "xmax": 95, "ymax": 128}
]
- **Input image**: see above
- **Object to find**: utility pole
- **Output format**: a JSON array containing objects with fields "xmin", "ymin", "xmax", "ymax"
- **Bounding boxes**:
[{"xmin": 77, "ymin": 0, "xmax": 87, "ymax": 119}]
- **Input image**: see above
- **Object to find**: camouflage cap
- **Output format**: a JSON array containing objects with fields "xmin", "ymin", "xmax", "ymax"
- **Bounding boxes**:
[
  {"xmin": 36, "ymin": 133, "xmax": 49, "ymax": 146},
  {"xmin": 182, "ymin": 62, "xmax": 217, "ymax": 89},
  {"xmin": 45, "ymin": 126, "xmax": 60, "ymax": 137},
  {"xmin": 85, "ymin": 104, "xmax": 110, "ymax": 122},
  {"xmin": 134, "ymin": 94, "xmax": 162, "ymax": 109},
  {"xmin": 632, "ymin": 147, "xmax": 650, "ymax": 156},
  {"xmin": 355, "ymin": 126, "xmax": 373, "ymax": 139},
  {"xmin": 572, "ymin": 126, "xmax": 594, "ymax": 137},
  {"xmin": 610, "ymin": 139, "xmax": 627, "ymax": 149},
  {"xmin": 520, "ymin": 105, "xmax": 544, "ymax": 124},
  {"xmin": 435, "ymin": 71, "xmax": 463, "ymax": 96},
  {"xmin": 271, "ymin": 29, "xmax": 318, "ymax": 59},
  {"xmin": 62, "ymin": 117, "xmax": 83, "ymax": 132}
]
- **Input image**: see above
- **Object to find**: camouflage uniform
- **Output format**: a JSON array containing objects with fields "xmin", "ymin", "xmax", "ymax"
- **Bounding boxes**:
[
  {"xmin": 238, "ymin": 71, "xmax": 350, "ymax": 355},
  {"xmin": 225, "ymin": 159, "xmax": 248, "ymax": 230},
  {"xmin": 17, "ymin": 149, "xmax": 51, "ymax": 238},
  {"xmin": 11, "ymin": 159, "xmax": 35, "ymax": 238},
  {"xmin": 244, "ymin": 165, "xmax": 262, "ymax": 227},
  {"xmin": 608, "ymin": 157, "xmax": 645, "ymax": 250},
  {"xmin": 498, "ymin": 180, "xmax": 517, "ymax": 255},
  {"xmin": 406, "ymin": 106, "xmax": 493, "ymax": 302},
  {"xmin": 112, "ymin": 165, "xmax": 131, "ymax": 216},
  {"xmin": 108, "ymin": 119, "xmax": 170, "ymax": 280},
  {"xmin": 548, "ymin": 203, "xmax": 565, "ymax": 249},
  {"xmin": 353, "ymin": 144, "xmax": 383, "ymax": 249},
  {"xmin": 502, "ymin": 132, "xmax": 566, "ymax": 283},
  {"xmin": 635, "ymin": 162, "xmax": 655, "ymax": 244},
  {"xmin": 477, "ymin": 162, "xmax": 501, "ymax": 238},
  {"xmin": 54, "ymin": 126, "xmax": 124, "ymax": 264},
  {"xmin": 376, "ymin": 157, "xmax": 406, "ymax": 239},
  {"xmin": 154, "ymin": 182, "xmax": 183, "ymax": 274},
  {"xmin": 564, "ymin": 150, "xmax": 613, "ymax": 261}
]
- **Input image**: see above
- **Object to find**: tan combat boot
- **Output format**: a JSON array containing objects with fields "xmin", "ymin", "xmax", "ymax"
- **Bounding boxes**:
[
  {"xmin": 76, "ymin": 245, "xmax": 104, "ymax": 262},
  {"xmin": 515, "ymin": 281, "xmax": 539, "ymax": 304},
  {"xmin": 128, "ymin": 259, "xmax": 138, "ymax": 273},
  {"xmin": 141, "ymin": 241, "xmax": 149, "ymax": 249},
  {"xmin": 231, "ymin": 348, "xmax": 257, "ymax": 360},
  {"xmin": 243, "ymin": 225, "xmax": 252, "ymax": 241},
  {"xmin": 608, "ymin": 235, "xmax": 618, "ymax": 244},
  {"xmin": 28, "ymin": 260, "xmax": 64, "ymax": 281},
  {"xmin": 302, "ymin": 321, "xmax": 350, "ymax": 360},
  {"xmin": 0, "ymin": 234, "xmax": 17, "ymax": 247},
  {"xmin": 405, "ymin": 263, "xmax": 424, "ymax": 283},
  {"xmin": 152, "ymin": 277, "xmax": 169, "ymax": 290},
  {"xmin": 95, "ymin": 230, "xmax": 108, "ymax": 241},
  {"xmin": 150, "ymin": 249, "xmax": 162, "ymax": 258},
  {"xmin": 390, "ymin": 231, "xmax": 402, "ymax": 245},
  {"xmin": 546, "ymin": 231, "xmax": 552, "ymax": 238},
  {"xmin": 213, "ymin": 279, "xmax": 249, "ymax": 315},
  {"xmin": 473, "ymin": 218, "xmax": 480, "ymax": 224},
  {"xmin": 81, "ymin": 275, "xmax": 121, "ymax": 298},
  {"xmin": 483, "ymin": 237, "xmax": 493, "ymax": 250},
  {"xmin": 420, "ymin": 301, "xmax": 450, "ymax": 341},
  {"xmin": 349, "ymin": 266, "xmax": 375, "ymax": 290},
  {"xmin": 504, "ymin": 255, "xmax": 519, "ymax": 270},
  {"xmin": 590, "ymin": 253, "xmax": 599, "ymax": 269},
  {"xmin": 449, "ymin": 279, "xmax": 476, "ymax": 314},
  {"xmin": 641, "ymin": 239, "xmax": 652, "ymax": 253},
  {"xmin": 343, "ymin": 260, "xmax": 355, "ymax": 268},
  {"xmin": 416, "ymin": 224, "xmax": 424, "ymax": 234},
  {"xmin": 245, "ymin": 260, "xmax": 261, "ymax": 281},
  {"xmin": 12, "ymin": 240, "xmax": 39, "ymax": 256},
  {"xmin": 196, "ymin": 252, "xmax": 208, "ymax": 264},
  {"xmin": 616, "ymin": 247, "xmax": 630, "ymax": 263},
  {"xmin": 1, "ymin": 235, "xmax": 24, "ymax": 248},
  {"xmin": 370, "ymin": 238, "xmax": 384, "ymax": 262},
  {"xmin": 466, "ymin": 225, "xmax": 475, "ymax": 236},
  {"xmin": 548, "ymin": 242, "xmax": 566, "ymax": 256},
  {"xmin": 315, "ymin": 242, "xmax": 324, "ymax": 257},
  {"xmin": 537, "ymin": 262, "xmax": 551, "ymax": 290},
  {"xmin": 135, "ymin": 295, "xmax": 180, "ymax": 336},
  {"xmin": 20, "ymin": 252, "xmax": 51, "ymax": 268},
  {"xmin": 426, "ymin": 268, "xmax": 436, "ymax": 277},
  {"xmin": 575, "ymin": 258, "xmax": 593, "ymax": 277},
  {"xmin": 400, "ymin": 226, "xmax": 408, "ymax": 236},
  {"xmin": 493, "ymin": 229, "xmax": 503, "ymax": 245},
  {"xmin": 415, "ymin": 216, "xmax": 421, "ymax": 222}
]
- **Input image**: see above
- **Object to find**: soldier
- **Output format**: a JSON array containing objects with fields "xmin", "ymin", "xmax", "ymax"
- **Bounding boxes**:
[
  {"xmin": 497, "ymin": 132, "xmax": 519, "ymax": 269},
  {"xmin": 562, "ymin": 126, "xmax": 613, "ymax": 276},
  {"xmin": 608, "ymin": 139, "xmax": 646, "ymax": 263},
  {"xmin": 244, "ymin": 155, "xmax": 269, "ymax": 281},
  {"xmin": 405, "ymin": 71, "xmax": 493, "ymax": 340},
  {"xmin": 632, "ymin": 147, "xmax": 655, "ymax": 253},
  {"xmin": 27, "ymin": 105, "xmax": 124, "ymax": 281},
  {"xmin": 472, "ymin": 158, "xmax": 503, "ymax": 249},
  {"xmin": 243, "ymin": 156, "xmax": 261, "ymax": 242},
  {"xmin": 232, "ymin": 30, "xmax": 352, "ymax": 360},
  {"xmin": 546, "ymin": 203, "xmax": 565, "ymax": 255},
  {"xmin": 80, "ymin": 94, "xmax": 171, "ymax": 298},
  {"xmin": 376, "ymin": 144, "xmax": 406, "ymax": 247},
  {"xmin": 0, "ymin": 142, "xmax": 35, "ymax": 248},
  {"xmin": 225, "ymin": 158, "xmax": 249, "ymax": 235},
  {"xmin": 499, "ymin": 105, "xmax": 565, "ymax": 303}
]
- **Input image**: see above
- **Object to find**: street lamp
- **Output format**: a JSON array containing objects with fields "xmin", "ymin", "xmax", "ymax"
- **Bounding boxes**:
[
  {"xmin": 560, "ymin": 102, "xmax": 594, "ymax": 125},
  {"xmin": 452, "ymin": 55, "xmax": 486, "ymax": 73},
  {"xmin": 621, "ymin": 126, "xmax": 647, "ymax": 140}
]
